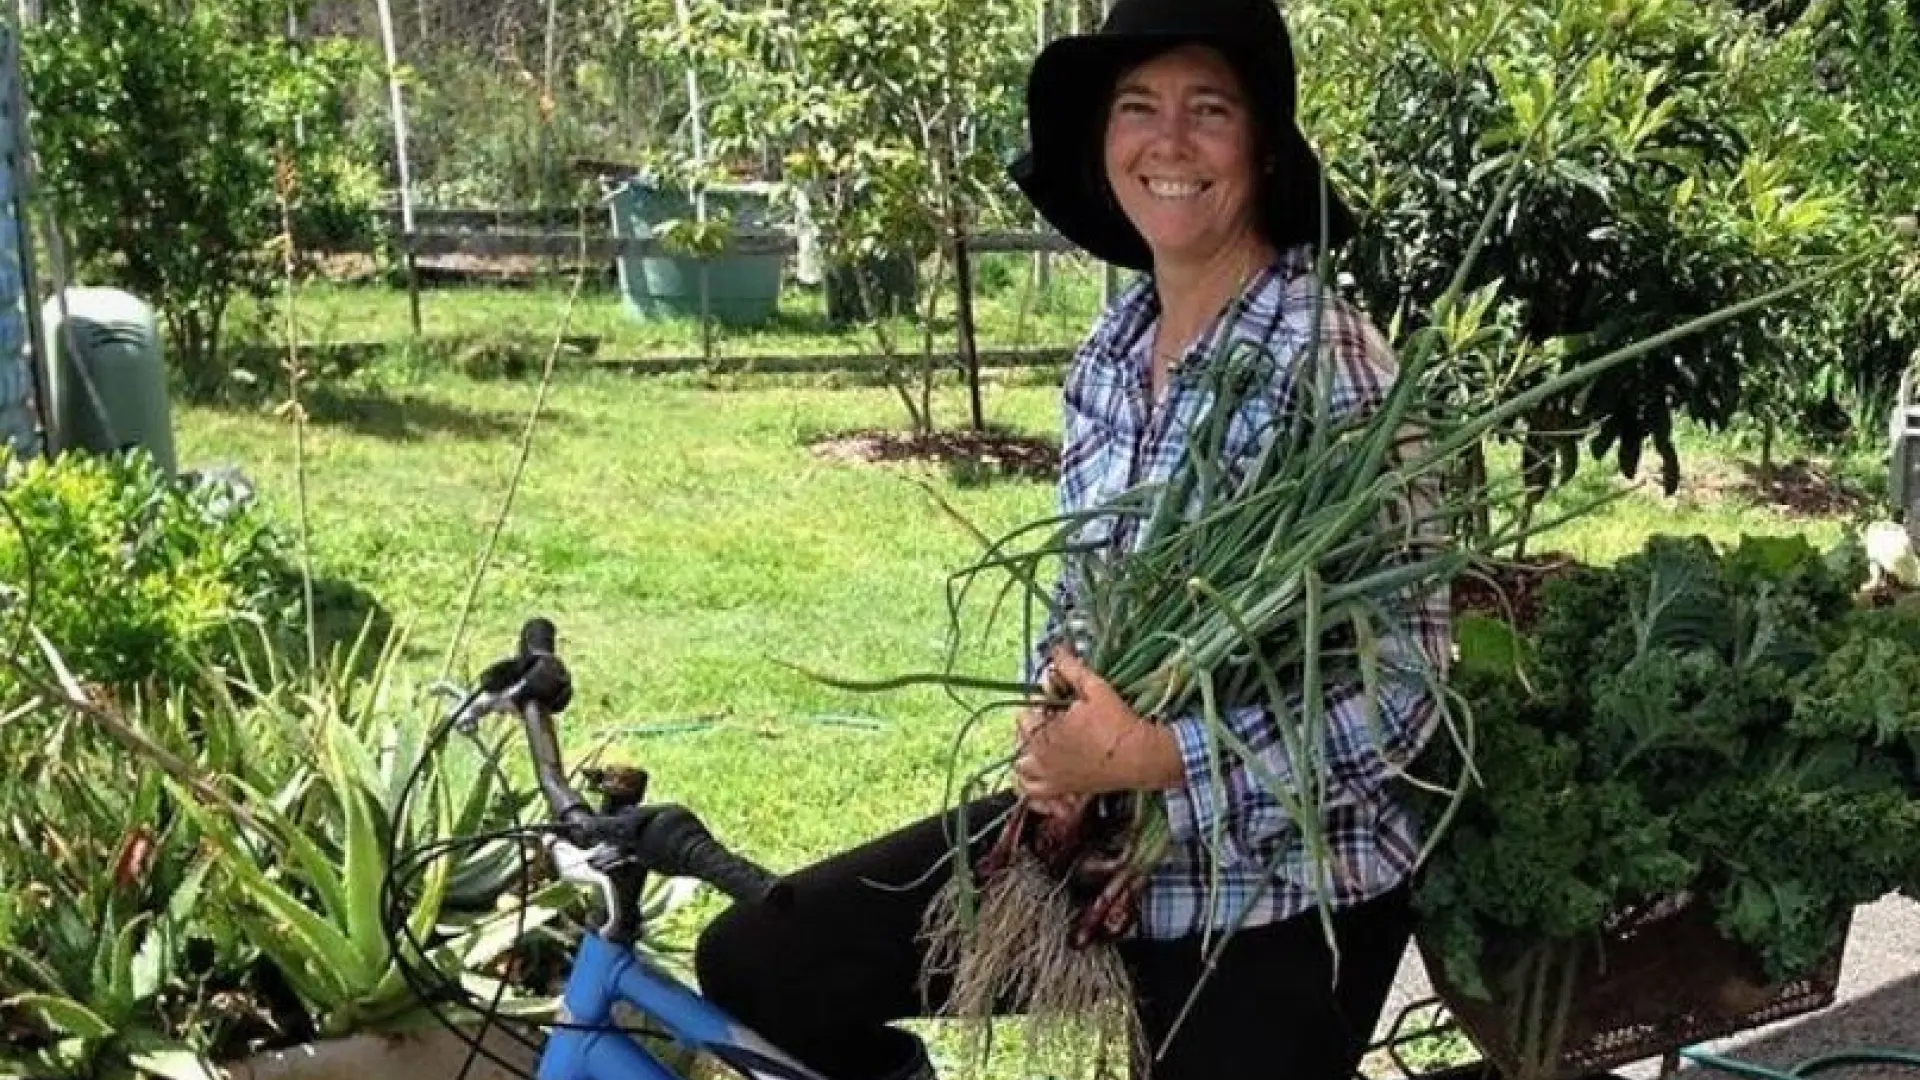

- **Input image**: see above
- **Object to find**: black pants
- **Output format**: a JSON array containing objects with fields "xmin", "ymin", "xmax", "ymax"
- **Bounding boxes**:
[{"xmin": 693, "ymin": 793, "xmax": 1414, "ymax": 1080}]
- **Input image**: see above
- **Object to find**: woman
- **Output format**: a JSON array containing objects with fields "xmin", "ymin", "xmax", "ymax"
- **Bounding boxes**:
[{"xmin": 694, "ymin": 1, "xmax": 1449, "ymax": 1078}]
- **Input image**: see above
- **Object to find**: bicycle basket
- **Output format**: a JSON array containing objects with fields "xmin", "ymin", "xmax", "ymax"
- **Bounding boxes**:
[{"xmin": 1418, "ymin": 892, "xmax": 1850, "ymax": 1080}]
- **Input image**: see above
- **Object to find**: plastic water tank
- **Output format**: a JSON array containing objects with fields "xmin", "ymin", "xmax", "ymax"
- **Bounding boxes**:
[{"xmin": 41, "ymin": 287, "xmax": 176, "ymax": 475}]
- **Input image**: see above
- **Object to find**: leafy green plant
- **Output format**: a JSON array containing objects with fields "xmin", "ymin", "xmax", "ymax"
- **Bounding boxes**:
[
  {"xmin": 1295, "ymin": 0, "xmax": 1880, "ymax": 524},
  {"xmin": 0, "ymin": 450, "xmax": 297, "ymax": 701},
  {"xmin": 176, "ymin": 623, "xmax": 568, "ymax": 1043},
  {"xmin": 627, "ymin": 0, "xmax": 1031, "ymax": 435},
  {"xmin": 0, "ymin": 608, "xmax": 571, "ymax": 1075},
  {"xmin": 0, "ymin": 738, "xmax": 218, "ymax": 1080},
  {"xmin": 22, "ymin": 0, "xmax": 378, "ymax": 388},
  {"xmin": 1415, "ymin": 532, "xmax": 1920, "ymax": 1074}
]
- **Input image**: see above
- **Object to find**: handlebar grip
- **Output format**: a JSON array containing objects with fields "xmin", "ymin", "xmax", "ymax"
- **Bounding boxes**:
[
  {"xmin": 521, "ymin": 617, "xmax": 558, "ymax": 657},
  {"xmin": 640, "ymin": 806, "xmax": 792, "ymax": 909}
]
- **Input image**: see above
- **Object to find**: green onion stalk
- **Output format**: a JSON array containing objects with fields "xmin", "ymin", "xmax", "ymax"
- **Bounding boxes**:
[{"xmin": 789, "ymin": 86, "xmax": 1870, "ymax": 1080}]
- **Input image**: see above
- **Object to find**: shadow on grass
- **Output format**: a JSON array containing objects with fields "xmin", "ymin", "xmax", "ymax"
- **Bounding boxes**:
[
  {"xmin": 300, "ymin": 382, "xmax": 568, "ymax": 442},
  {"xmin": 236, "ymin": 574, "xmax": 397, "ymax": 686},
  {"xmin": 195, "ymin": 376, "xmax": 569, "ymax": 443}
]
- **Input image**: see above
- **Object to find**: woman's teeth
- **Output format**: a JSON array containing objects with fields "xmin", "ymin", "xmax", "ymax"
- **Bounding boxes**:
[{"xmin": 1145, "ymin": 179, "xmax": 1207, "ymax": 198}]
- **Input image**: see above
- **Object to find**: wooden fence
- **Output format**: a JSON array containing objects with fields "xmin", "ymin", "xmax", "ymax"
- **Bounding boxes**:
[{"xmin": 322, "ymin": 204, "xmax": 1107, "ymax": 376}]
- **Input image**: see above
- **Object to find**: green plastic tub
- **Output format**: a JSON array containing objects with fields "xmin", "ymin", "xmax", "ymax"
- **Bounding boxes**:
[{"xmin": 607, "ymin": 180, "xmax": 785, "ymax": 327}]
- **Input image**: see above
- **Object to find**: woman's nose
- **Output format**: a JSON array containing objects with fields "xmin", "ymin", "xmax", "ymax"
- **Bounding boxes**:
[{"xmin": 1144, "ymin": 110, "xmax": 1198, "ymax": 152}]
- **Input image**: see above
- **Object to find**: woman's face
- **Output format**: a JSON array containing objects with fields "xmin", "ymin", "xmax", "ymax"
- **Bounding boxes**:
[{"xmin": 1103, "ymin": 44, "xmax": 1262, "ymax": 269}]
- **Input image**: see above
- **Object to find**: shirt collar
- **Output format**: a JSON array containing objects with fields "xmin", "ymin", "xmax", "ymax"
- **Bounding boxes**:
[{"xmin": 1087, "ymin": 244, "xmax": 1317, "ymax": 376}]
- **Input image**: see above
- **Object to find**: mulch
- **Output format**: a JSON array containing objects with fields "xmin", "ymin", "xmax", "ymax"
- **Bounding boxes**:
[
  {"xmin": 1452, "ymin": 551, "xmax": 1583, "ymax": 629},
  {"xmin": 1676, "ymin": 456, "xmax": 1876, "ymax": 519},
  {"xmin": 806, "ymin": 428, "xmax": 1060, "ymax": 482}
]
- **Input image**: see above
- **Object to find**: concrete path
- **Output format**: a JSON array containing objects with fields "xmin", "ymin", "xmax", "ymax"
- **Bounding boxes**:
[{"xmin": 1369, "ymin": 894, "xmax": 1920, "ymax": 1080}]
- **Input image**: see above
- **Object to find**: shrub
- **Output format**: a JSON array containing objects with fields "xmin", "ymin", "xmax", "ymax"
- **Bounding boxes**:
[
  {"xmin": 0, "ymin": 450, "xmax": 297, "ymax": 699},
  {"xmin": 22, "ymin": 0, "xmax": 379, "ymax": 391},
  {"xmin": 1293, "ymin": 0, "xmax": 1888, "ymax": 508}
]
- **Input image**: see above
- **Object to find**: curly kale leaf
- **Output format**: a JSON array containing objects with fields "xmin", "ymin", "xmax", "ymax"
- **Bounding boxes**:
[
  {"xmin": 1414, "ymin": 696, "xmax": 1693, "ymax": 998},
  {"xmin": 1679, "ymin": 755, "xmax": 1920, "ymax": 982},
  {"xmin": 1722, "ymin": 532, "xmax": 1865, "ymax": 627},
  {"xmin": 1791, "ymin": 605, "xmax": 1920, "ymax": 787}
]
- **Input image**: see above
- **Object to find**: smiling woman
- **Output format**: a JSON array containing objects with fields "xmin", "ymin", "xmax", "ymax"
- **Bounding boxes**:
[
  {"xmin": 1103, "ymin": 45, "xmax": 1266, "ymax": 283},
  {"xmin": 690, "ymin": 3, "xmax": 1440, "ymax": 1080}
]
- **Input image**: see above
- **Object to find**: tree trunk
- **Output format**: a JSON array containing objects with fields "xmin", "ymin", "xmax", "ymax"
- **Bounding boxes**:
[
  {"xmin": 953, "ymin": 230, "xmax": 983, "ymax": 433},
  {"xmin": 1460, "ymin": 440, "xmax": 1492, "ymax": 546}
]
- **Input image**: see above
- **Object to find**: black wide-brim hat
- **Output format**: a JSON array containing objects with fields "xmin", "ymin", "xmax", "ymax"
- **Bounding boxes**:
[{"xmin": 1009, "ymin": 0, "xmax": 1356, "ymax": 272}]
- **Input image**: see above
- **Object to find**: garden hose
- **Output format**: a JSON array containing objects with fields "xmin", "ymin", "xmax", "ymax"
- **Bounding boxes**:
[{"xmin": 1678, "ymin": 1044, "xmax": 1920, "ymax": 1078}]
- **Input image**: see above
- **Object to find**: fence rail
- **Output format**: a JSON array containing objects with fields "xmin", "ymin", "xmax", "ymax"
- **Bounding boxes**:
[
  {"xmin": 335, "ymin": 203, "xmax": 1104, "ymax": 367},
  {"xmin": 361, "ymin": 211, "xmax": 1082, "ymax": 259}
]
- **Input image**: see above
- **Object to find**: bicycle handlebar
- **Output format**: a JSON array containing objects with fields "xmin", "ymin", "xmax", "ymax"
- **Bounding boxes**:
[{"xmin": 495, "ymin": 617, "xmax": 791, "ymax": 911}]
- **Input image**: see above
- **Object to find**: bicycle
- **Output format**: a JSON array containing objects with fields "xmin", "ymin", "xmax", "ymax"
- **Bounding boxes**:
[
  {"xmin": 379, "ymin": 617, "xmax": 1919, "ymax": 1080},
  {"xmin": 382, "ymin": 616, "xmax": 824, "ymax": 1080}
]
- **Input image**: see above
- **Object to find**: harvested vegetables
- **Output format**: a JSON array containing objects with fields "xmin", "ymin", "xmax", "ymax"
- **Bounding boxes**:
[{"xmin": 1416, "ymin": 533, "xmax": 1920, "ymax": 1076}]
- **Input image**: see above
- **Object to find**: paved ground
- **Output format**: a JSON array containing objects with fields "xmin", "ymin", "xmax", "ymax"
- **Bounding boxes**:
[{"xmin": 1369, "ymin": 894, "xmax": 1920, "ymax": 1080}]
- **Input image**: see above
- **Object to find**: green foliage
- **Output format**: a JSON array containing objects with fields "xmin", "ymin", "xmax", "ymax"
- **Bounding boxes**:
[
  {"xmin": 629, "ymin": 0, "xmax": 1029, "ymax": 256},
  {"xmin": 1295, "ymin": 0, "xmax": 1892, "ymax": 501},
  {"xmin": 0, "ymin": 450, "xmax": 296, "ymax": 699},
  {"xmin": 0, "ymin": 708, "xmax": 218, "ymax": 1080},
  {"xmin": 624, "ymin": 0, "xmax": 1032, "ymax": 432},
  {"xmin": 0, "ymin": 623, "xmax": 565, "ymax": 1074},
  {"xmin": 1417, "ymin": 532, "xmax": 1920, "ymax": 1005},
  {"xmin": 176, "ymin": 625, "xmax": 567, "ymax": 1041},
  {"xmin": 23, "ymin": 0, "xmax": 380, "ymax": 390}
]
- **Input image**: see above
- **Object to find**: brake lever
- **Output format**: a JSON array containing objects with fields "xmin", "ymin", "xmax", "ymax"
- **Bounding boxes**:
[{"xmin": 548, "ymin": 836, "xmax": 633, "ymax": 941}]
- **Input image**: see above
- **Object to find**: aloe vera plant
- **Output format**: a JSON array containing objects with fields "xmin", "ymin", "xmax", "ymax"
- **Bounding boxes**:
[
  {"xmin": 174, "ymin": 621, "xmax": 573, "ymax": 1041},
  {"xmin": 0, "ymin": 717, "xmax": 218, "ymax": 1080},
  {"xmin": 0, "ymin": 613, "xmax": 577, "ymax": 1075}
]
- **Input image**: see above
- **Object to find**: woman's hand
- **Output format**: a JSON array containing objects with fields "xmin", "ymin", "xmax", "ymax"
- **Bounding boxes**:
[{"xmin": 1013, "ymin": 645, "xmax": 1184, "ymax": 803}]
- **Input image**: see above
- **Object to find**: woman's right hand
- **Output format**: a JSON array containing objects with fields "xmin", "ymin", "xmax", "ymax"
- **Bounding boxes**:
[{"xmin": 1012, "ymin": 702, "xmax": 1085, "ymax": 819}]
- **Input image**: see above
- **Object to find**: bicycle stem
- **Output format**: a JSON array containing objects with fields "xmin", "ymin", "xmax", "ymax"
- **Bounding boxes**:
[{"xmin": 521, "ymin": 699, "xmax": 593, "ymax": 825}]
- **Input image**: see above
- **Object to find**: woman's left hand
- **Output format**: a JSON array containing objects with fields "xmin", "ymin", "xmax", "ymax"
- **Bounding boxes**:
[{"xmin": 1013, "ymin": 645, "xmax": 1183, "ymax": 801}]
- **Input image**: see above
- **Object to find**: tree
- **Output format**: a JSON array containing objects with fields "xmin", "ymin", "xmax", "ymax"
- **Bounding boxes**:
[
  {"xmin": 25, "ymin": 0, "xmax": 378, "ymax": 393},
  {"xmin": 627, "ymin": 0, "xmax": 1030, "ymax": 436},
  {"xmin": 1293, "ymin": 0, "xmax": 1872, "ymax": 539}
]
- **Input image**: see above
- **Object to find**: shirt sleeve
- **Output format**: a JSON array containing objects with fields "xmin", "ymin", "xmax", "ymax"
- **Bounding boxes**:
[{"xmin": 1157, "ymin": 308, "xmax": 1453, "ymax": 867}]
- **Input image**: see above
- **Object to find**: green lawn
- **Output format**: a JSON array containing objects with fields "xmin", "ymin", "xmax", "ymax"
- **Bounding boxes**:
[{"xmin": 174, "ymin": 333, "xmax": 1877, "ymax": 1073}]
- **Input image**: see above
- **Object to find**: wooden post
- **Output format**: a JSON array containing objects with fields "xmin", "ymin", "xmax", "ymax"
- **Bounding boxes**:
[
  {"xmin": 286, "ymin": 0, "xmax": 304, "ymax": 145},
  {"xmin": 670, "ymin": 0, "xmax": 713, "ymax": 361},
  {"xmin": 540, "ymin": 0, "xmax": 560, "ymax": 276},
  {"xmin": 374, "ymin": 0, "xmax": 423, "ymax": 337}
]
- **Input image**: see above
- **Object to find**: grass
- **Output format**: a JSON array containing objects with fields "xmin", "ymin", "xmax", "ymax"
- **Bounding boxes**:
[{"xmin": 172, "ymin": 295, "xmax": 1886, "ymax": 1075}]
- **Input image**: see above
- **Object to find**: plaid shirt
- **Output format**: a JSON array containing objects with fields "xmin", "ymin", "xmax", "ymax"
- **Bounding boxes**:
[{"xmin": 1030, "ymin": 246, "xmax": 1452, "ymax": 941}]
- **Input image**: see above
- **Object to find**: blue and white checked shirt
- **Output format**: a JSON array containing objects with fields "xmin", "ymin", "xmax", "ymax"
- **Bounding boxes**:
[{"xmin": 1031, "ymin": 246, "xmax": 1452, "ymax": 942}]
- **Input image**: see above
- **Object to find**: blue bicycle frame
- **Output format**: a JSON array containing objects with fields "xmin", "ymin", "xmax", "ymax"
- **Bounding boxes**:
[{"xmin": 535, "ymin": 926, "xmax": 830, "ymax": 1080}]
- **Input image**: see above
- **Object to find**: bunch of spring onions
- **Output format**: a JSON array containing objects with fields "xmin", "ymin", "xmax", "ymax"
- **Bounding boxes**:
[{"xmin": 795, "ymin": 103, "xmax": 1859, "ymax": 1080}]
